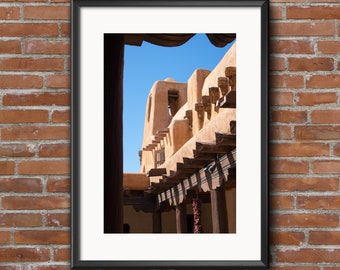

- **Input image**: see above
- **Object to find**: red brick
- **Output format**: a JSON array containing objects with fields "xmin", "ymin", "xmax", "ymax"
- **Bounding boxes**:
[
  {"xmin": 0, "ymin": 7, "xmax": 20, "ymax": 20},
  {"xmin": 295, "ymin": 126, "xmax": 340, "ymax": 140},
  {"xmin": 39, "ymin": 143, "xmax": 70, "ymax": 157},
  {"xmin": 276, "ymin": 248, "xmax": 340, "ymax": 263},
  {"xmin": 270, "ymin": 6, "xmax": 283, "ymax": 19},
  {"xmin": 0, "ymin": 144, "xmax": 35, "ymax": 157},
  {"xmin": 0, "ymin": 248, "xmax": 50, "ymax": 262},
  {"xmin": 270, "ymin": 195, "xmax": 294, "ymax": 210},
  {"xmin": 270, "ymin": 125, "xmax": 292, "ymax": 140},
  {"xmin": 0, "ymin": 213, "xmax": 41, "ymax": 227},
  {"xmin": 270, "ymin": 92, "xmax": 294, "ymax": 106},
  {"xmin": 25, "ymin": 40, "xmax": 70, "ymax": 54},
  {"xmin": 270, "ymin": 142, "xmax": 329, "ymax": 157},
  {"xmin": 297, "ymin": 92, "xmax": 338, "ymax": 106},
  {"xmin": 270, "ymin": 231, "xmax": 305, "ymax": 245},
  {"xmin": 18, "ymin": 160, "xmax": 70, "ymax": 175},
  {"xmin": 2, "ymin": 195, "xmax": 70, "ymax": 210},
  {"xmin": 271, "ymin": 213, "xmax": 339, "ymax": 228},
  {"xmin": 313, "ymin": 160, "xmax": 340, "ymax": 174},
  {"xmin": 14, "ymin": 230, "xmax": 70, "ymax": 244},
  {"xmin": 0, "ymin": 231, "xmax": 11, "ymax": 244},
  {"xmin": 298, "ymin": 195, "xmax": 340, "ymax": 210},
  {"xmin": 334, "ymin": 143, "xmax": 340, "ymax": 156},
  {"xmin": 46, "ymin": 213, "xmax": 70, "ymax": 227},
  {"xmin": 0, "ymin": 58, "xmax": 64, "ymax": 72},
  {"xmin": 270, "ymin": 40, "xmax": 314, "ymax": 54},
  {"xmin": 287, "ymin": 6, "xmax": 340, "ymax": 19},
  {"xmin": 311, "ymin": 0, "xmax": 340, "ymax": 2},
  {"xmin": 30, "ymin": 266, "xmax": 71, "ymax": 270},
  {"xmin": 307, "ymin": 75, "xmax": 340, "ymax": 89},
  {"xmin": 0, "ymin": 178, "xmax": 42, "ymax": 193},
  {"xmin": 271, "ymin": 267, "xmax": 319, "ymax": 270},
  {"xmin": 60, "ymin": 23, "xmax": 70, "ymax": 37},
  {"xmin": 46, "ymin": 74, "xmax": 70, "ymax": 88},
  {"xmin": 0, "ymin": 40, "xmax": 21, "ymax": 53},
  {"xmin": 3, "ymin": 92, "xmax": 70, "ymax": 106},
  {"xmin": 270, "ymin": 160, "xmax": 309, "ymax": 174},
  {"xmin": 270, "ymin": 177, "xmax": 339, "ymax": 192},
  {"xmin": 0, "ymin": 75, "xmax": 43, "ymax": 89},
  {"xmin": 66, "ymin": 57, "xmax": 70, "ymax": 70},
  {"xmin": 0, "ymin": 23, "xmax": 58, "ymax": 37},
  {"xmin": 54, "ymin": 248, "xmax": 70, "ymax": 261},
  {"xmin": 309, "ymin": 231, "xmax": 340, "ymax": 245},
  {"xmin": 272, "ymin": 110, "xmax": 307, "ymax": 123},
  {"xmin": 271, "ymin": 22, "xmax": 335, "ymax": 36},
  {"xmin": 0, "ymin": 162, "xmax": 15, "ymax": 175},
  {"xmin": 318, "ymin": 41, "xmax": 340, "ymax": 54},
  {"xmin": 52, "ymin": 110, "xmax": 70, "ymax": 123},
  {"xmin": 24, "ymin": 6, "xmax": 70, "ymax": 20},
  {"xmin": 0, "ymin": 110, "xmax": 48, "ymax": 123},
  {"xmin": 288, "ymin": 57, "xmax": 334, "ymax": 71},
  {"xmin": 311, "ymin": 110, "xmax": 340, "ymax": 124},
  {"xmin": 270, "ymin": 57, "xmax": 286, "ymax": 71},
  {"xmin": 1, "ymin": 126, "xmax": 70, "ymax": 140},
  {"xmin": 270, "ymin": 0, "xmax": 306, "ymax": 2},
  {"xmin": 46, "ymin": 178, "xmax": 70, "ymax": 192},
  {"xmin": 270, "ymin": 75, "xmax": 304, "ymax": 88}
]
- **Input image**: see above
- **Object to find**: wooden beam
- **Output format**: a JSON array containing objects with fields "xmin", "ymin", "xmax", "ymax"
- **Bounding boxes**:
[
  {"xmin": 218, "ymin": 90, "xmax": 236, "ymax": 108},
  {"xmin": 215, "ymin": 133, "xmax": 236, "ymax": 147},
  {"xmin": 230, "ymin": 120, "xmax": 236, "ymax": 134},
  {"xmin": 210, "ymin": 186, "xmax": 229, "ymax": 233},
  {"xmin": 176, "ymin": 204, "xmax": 188, "ymax": 233},
  {"xmin": 196, "ymin": 142, "xmax": 230, "ymax": 154},
  {"xmin": 104, "ymin": 34, "xmax": 124, "ymax": 233},
  {"xmin": 147, "ymin": 168, "xmax": 167, "ymax": 177},
  {"xmin": 123, "ymin": 173, "xmax": 149, "ymax": 190}
]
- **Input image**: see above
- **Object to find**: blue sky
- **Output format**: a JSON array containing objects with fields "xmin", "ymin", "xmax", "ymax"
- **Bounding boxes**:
[{"xmin": 123, "ymin": 34, "xmax": 235, "ymax": 172}]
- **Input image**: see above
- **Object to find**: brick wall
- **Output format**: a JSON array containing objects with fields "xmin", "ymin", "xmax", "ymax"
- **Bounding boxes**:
[
  {"xmin": 0, "ymin": 0, "xmax": 339, "ymax": 269},
  {"xmin": 0, "ymin": 0, "xmax": 71, "ymax": 268}
]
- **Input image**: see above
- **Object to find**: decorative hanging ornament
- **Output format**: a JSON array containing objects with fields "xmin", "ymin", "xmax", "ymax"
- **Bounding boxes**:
[{"xmin": 192, "ymin": 194, "xmax": 203, "ymax": 233}]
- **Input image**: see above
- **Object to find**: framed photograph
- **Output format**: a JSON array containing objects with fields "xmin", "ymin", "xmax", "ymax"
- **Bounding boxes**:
[{"xmin": 71, "ymin": 0, "xmax": 268, "ymax": 269}]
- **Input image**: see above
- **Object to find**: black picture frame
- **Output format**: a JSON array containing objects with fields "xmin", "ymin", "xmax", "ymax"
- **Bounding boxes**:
[{"xmin": 71, "ymin": 0, "xmax": 269, "ymax": 269}]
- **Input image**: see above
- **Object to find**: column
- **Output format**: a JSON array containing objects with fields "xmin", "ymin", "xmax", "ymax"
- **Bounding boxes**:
[
  {"xmin": 210, "ymin": 187, "xmax": 229, "ymax": 233},
  {"xmin": 176, "ymin": 203, "xmax": 187, "ymax": 233},
  {"xmin": 104, "ymin": 34, "xmax": 124, "ymax": 233}
]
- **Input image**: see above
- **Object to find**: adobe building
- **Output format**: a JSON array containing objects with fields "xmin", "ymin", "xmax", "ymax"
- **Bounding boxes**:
[{"xmin": 122, "ymin": 41, "xmax": 236, "ymax": 233}]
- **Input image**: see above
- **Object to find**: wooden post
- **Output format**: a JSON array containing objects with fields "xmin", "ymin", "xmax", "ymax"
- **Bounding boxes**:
[
  {"xmin": 152, "ymin": 210, "xmax": 162, "ymax": 233},
  {"xmin": 210, "ymin": 187, "xmax": 229, "ymax": 233},
  {"xmin": 176, "ymin": 204, "xmax": 187, "ymax": 233},
  {"xmin": 104, "ymin": 34, "xmax": 124, "ymax": 233}
]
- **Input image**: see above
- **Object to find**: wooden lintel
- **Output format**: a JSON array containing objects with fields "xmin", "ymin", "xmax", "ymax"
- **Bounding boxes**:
[
  {"xmin": 215, "ymin": 133, "xmax": 236, "ymax": 147},
  {"xmin": 192, "ymin": 150, "xmax": 217, "ymax": 161},
  {"xmin": 147, "ymin": 168, "xmax": 167, "ymax": 177},
  {"xmin": 182, "ymin": 157, "xmax": 209, "ymax": 168},
  {"xmin": 196, "ymin": 142, "xmax": 229, "ymax": 154}
]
